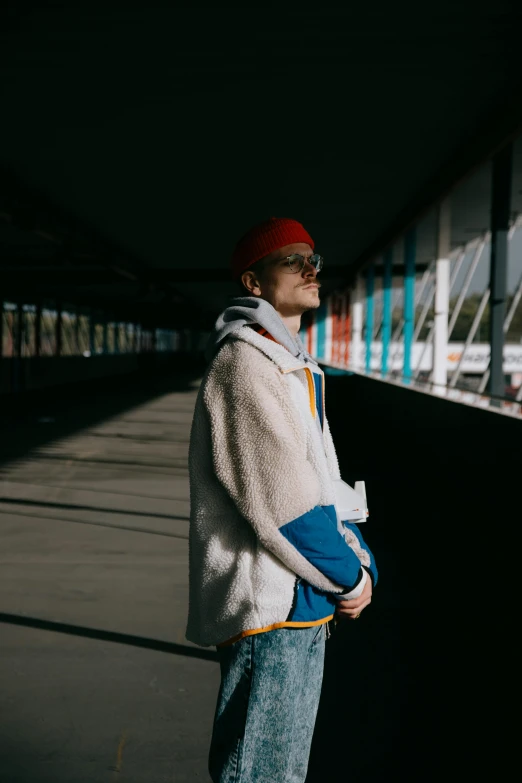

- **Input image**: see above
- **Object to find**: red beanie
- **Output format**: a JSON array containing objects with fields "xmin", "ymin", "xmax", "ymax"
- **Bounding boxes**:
[{"xmin": 231, "ymin": 217, "xmax": 314, "ymax": 280}]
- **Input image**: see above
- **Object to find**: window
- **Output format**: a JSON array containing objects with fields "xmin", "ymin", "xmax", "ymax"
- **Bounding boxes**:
[
  {"xmin": 2, "ymin": 302, "xmax": 18, "ymax": 358},
  {"xmin": 41, "ymin": 305, "xmax": 58, "ymax": 356}
]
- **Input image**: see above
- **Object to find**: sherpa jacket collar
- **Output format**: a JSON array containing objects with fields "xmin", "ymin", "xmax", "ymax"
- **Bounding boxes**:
[{"xmin": 229, "ymin": 325, "xmax": 308, "ymax": 375}]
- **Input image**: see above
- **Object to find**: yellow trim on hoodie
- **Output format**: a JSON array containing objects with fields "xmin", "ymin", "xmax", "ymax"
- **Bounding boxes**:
[
  {"xmin": 303, "ymin": 367, "xmax": 316, "ymax": 419},
  {"xmin": 217, "ymin": 615, "xmax": 334, "ymax": 647}
]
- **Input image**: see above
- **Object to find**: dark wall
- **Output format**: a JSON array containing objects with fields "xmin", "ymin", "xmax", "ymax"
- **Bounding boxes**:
[
  {"xmin": 0, "ymin": 353, "xmax": 204, "ymax": 396},
  {"xmin": 307, "ymin": 372, "xmax": 520, "ymax": 781}
]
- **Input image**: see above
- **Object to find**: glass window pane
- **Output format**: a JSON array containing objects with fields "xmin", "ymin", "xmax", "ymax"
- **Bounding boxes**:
[
  {"xmin": 107, "ymin": 322, "xmax": 116, "ymax": 354},
  {"xmin": 2, "ymin": 302, "xmax": 18, "ymax": 358},
  {"xmin": 61, "ymin": 308, "xmax": 78, "ymax": 356},
  {"xmin": 117, "ymin": 323, "xmax": 127, "ymax": 353},
  {"xmin": 77, "ymin": 314, "xmax": 90, "ymax": 355},
  {"xmin": 41, "ymin": 306, "xmax": 57, "ymax": 356},
  {"xmin": 94, "ymin": 322, "xmax": 104, "ymax": 354},
  {"xmin": 22, "ymin": 304, "xmax": 37, "ymax": 358}
]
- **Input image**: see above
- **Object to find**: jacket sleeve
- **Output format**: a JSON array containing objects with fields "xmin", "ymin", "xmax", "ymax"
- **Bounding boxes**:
[
  {"xmin": 204, "ymin": 347, "xmax": 364, "ymax": 595},
  {"xmin": 344, "ymin": 523, "xmax": 379, "ymax": 586}
]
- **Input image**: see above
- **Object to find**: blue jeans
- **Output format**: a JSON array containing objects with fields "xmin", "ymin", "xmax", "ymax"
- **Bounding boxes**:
[{"xmin": 209, "ymin": 624, "xmax": 326, "ymax": 783}]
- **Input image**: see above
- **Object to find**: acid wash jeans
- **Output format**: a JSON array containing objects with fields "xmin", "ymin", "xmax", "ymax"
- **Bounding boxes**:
[{"xmin": 209, "ymin": 624, "xmax": 326, "ymax": 783}]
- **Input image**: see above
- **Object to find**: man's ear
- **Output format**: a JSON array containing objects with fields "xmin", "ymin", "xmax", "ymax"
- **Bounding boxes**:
[{"xmin": 241, "ymin": 270, "xmax": 262, "ymax": 296}]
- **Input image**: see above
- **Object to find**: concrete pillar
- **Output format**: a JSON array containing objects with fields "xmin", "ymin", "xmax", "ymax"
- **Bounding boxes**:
[{"xmin": 433, "ymin": 197, "xmax": 451, "ymax": 394}]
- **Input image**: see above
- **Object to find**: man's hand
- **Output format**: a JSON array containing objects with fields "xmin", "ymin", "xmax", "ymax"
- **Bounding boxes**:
[{"xmin": 336, "ymin": 573, "xmax": 373, "ymax": 620}]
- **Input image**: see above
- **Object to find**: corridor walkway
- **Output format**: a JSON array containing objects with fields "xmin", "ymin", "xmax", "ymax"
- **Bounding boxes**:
[
  {"xmin": 0, "ymin": 374, "xmax": 218, "ymax": 782},
  {"xmin": 0, "ymin": 368, "xmax": 401, "ymax": 782}
]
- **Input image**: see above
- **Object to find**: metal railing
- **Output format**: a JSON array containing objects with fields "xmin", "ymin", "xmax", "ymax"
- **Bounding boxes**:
[{"xmin": 319, "ymin": 359, "xmax": 522, "ymax": 419}]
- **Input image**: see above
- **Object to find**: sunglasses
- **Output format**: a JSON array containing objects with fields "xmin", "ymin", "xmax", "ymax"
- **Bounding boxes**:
[{"xmin": 277, "ymin": 253, "xmax": 324, "ymax": 274}]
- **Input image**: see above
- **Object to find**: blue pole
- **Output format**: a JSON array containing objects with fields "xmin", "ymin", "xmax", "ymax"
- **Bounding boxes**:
[
  {"xmin": 365, "ymin": 265, "xmax": 375, "ymax": 373},
  {"xmin": 403, "ymin": 229, "xmax": 416, "ymax": 384},
  {"xmin": 381, "ymin": 249, "xmax": 393, "ymax": 376}
]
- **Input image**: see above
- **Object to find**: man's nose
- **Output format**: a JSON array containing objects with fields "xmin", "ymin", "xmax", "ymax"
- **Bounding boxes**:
[{"xmin": 302, "ymin": 259, "xmax": 317, "ymax": 277}]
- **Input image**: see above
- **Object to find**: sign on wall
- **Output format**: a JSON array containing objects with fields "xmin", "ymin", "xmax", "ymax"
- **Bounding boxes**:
[{"xmin": 353, "ymin": 343, "xmax": 522, "ymax": 373}]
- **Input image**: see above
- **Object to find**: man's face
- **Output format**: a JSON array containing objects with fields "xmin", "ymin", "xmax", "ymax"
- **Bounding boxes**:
[{"xmin": 241, "ymin": 242, "xmax": 321, "ymax": 317}]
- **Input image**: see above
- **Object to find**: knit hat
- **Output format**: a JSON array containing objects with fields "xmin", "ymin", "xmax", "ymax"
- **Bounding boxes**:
[{"xmin": 231, "ymin": 217, "xmax": 314, "ymax": 280}]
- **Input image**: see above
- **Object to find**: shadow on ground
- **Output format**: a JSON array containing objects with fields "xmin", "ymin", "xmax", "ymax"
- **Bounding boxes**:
[{"xmin": 0, "ymin": 611, "xmax": 218, "ymax": 662}]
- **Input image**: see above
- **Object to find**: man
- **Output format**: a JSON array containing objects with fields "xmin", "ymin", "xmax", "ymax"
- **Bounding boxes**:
[{"xmin": 186, "ymin": 217, "xmax": 378, "ymax": 783}]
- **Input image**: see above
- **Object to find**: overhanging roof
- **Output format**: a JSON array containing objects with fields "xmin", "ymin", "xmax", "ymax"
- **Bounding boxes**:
[{"xmin": 1, "ymin": 2, "xmax": 521, "ymax": 326}]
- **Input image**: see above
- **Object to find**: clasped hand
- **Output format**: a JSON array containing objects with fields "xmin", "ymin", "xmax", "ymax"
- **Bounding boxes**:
[{"xmin": 336, "ymin": 574, "xmax": 372, "ymax": 620}]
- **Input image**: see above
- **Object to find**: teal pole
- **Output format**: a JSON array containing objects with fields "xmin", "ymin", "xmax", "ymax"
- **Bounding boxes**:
[
  {"xmin": 403, "ymin": 229, "xmax": 416, "ymax": 383},
  {"xmin": 382, "ymin": 249, "xmax": 393, "ymax": 375},
  {"xmin": 365, "ymin": 265, "xmax": 375, "ymax": 373}
]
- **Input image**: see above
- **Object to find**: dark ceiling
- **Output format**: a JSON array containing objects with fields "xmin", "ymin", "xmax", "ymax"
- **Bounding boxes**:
[{"xmin": 1, "ymin": 1, "xmax": 521, "ymax": 328}]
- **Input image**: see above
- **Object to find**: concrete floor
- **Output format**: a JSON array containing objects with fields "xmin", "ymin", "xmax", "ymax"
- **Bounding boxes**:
[
  {"xmin": 0, "ymin": 369, "xmax": 402, "ymax": 782},
  {"xmin": 0, "ymin": 373, "xmax": 219, "ymax": 782}
]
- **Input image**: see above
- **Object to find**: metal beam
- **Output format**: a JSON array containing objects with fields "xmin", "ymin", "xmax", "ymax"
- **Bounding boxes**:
[
  {"xmin": 449, "ymin": 288, "xmax": 490, "ymax": 389},
  {"xmin": 0, "ymin": 262, "xmax": 430, "ymax": 287},
  {"xmin": 488, "ymin": 144, "xmax": 512, "ymax": 399},
  {"xmin": 477, "ymin": 227, "xmax": 522, "ymax": 393},
  {"xmin": 412, "ymin": 248, "xmax": 465, "ymax": 380},
  {"xmin": 448, "ymin": 237, "xmax": 488, "ymax": 337}
]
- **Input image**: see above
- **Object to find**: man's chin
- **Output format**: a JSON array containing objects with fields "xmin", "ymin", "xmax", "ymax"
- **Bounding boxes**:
[
  {"xmin": 302, "ymin": 290, "xmax": 321, "ymax": 310},
  {"xmin": 297, "ymin": 296, "xmax": 321, "ymax": 314}
]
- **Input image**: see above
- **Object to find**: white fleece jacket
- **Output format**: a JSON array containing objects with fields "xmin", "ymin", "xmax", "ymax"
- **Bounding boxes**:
[{"xmin": 185, "ymin": 325, "xmax": 372, "ymax": 647}]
